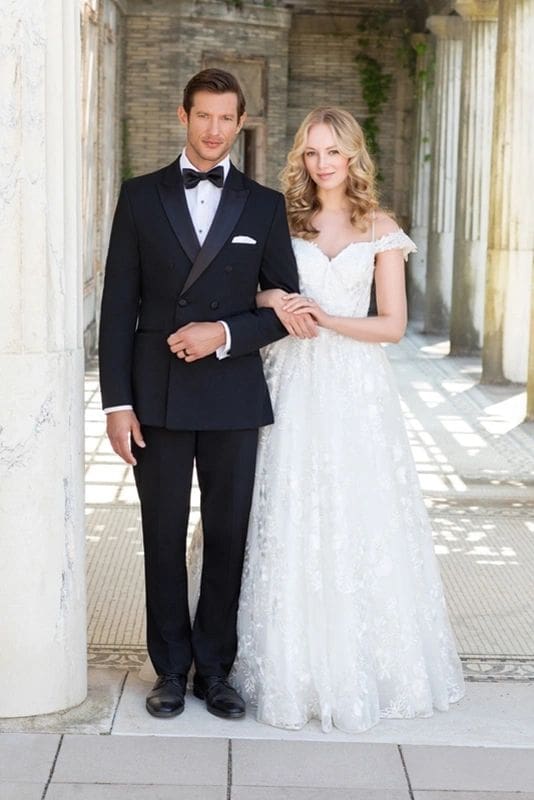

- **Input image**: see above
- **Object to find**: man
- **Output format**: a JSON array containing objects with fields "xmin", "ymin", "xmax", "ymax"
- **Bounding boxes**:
[{"xmin": 99, "ymin": 69, "xmax": 313, "ymax": 719}]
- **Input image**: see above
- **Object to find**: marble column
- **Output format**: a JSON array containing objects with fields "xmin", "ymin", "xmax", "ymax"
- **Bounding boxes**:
[
  {"xmin": 482, "ymin": 0, "xmax": 534, "ymax": 384},
  {"xmin": 407, "ymin": 34, "xmax": 433, "ymax": 322},
  {"xmin": 449, "ymin": 0, "xmax": 498, "ymax": 354},
  {"xmin": 0, "ymin": 1, "xmax": 87, "ymax": 716},
  {"xmin": 424, "ymin": 15, "xmax": 464, "ymax": 334},
  {"xmin": 528, "ymin": 275, "xmax": 534, "ymax": 420}
]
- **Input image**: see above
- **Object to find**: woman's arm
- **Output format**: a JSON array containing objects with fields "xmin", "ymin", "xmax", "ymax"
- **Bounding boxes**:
[{"xmin": 283, "ymin": 246, "xmax": 407, "ymax": 344}]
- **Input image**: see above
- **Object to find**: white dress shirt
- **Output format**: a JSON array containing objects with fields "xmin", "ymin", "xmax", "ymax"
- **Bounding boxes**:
[
  {"xmin": 104, "ymin": 150, "xmax": 232, "ymax": 414},
  {"xmin": 181, "ymin": 149, "xmax": 230, "ymax": 246}
]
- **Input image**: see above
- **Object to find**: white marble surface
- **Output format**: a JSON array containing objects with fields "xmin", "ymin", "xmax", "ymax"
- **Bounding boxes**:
[
  {"xmin": 450, "ymin": 2, "xmax": 498, "ymax": 352},
  {"xmin": 113, "ymin": 672, "xmax": 534, "ymax": 748},
  {"xmin": 0, "ymin": 0, "xmax": 86, "ymax": 716},
  {"xmin": 0, "ymin": 668, "xmax": 124, "ymax": 734},
  {"xmin": 484, "ymin": 0, "xmax": 534, "ymax": 383},
  {"xmin": 424, "ymin": 15, "xmax": 464, "ymax": 334}
]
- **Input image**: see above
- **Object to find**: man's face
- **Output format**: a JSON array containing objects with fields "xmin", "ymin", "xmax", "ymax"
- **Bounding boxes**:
[{"xmin": 178, "ymin": 91, "xmax": 246, "ymax": 171}]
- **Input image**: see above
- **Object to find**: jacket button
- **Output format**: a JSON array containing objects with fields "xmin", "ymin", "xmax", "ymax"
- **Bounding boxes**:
[
  {"xmin": 178, "ymin": 298, "xmax": 188, "ymax": 307},
  {"xmin": 224, "ymin": 265, "xmax": 233, "ymax": 273},
  {"xmin": 210, "ymin": 300, "xmax": 220, "ymax": 310}
]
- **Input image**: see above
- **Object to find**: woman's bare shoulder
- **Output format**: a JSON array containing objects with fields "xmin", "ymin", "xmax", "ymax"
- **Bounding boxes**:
[{"xmin": 373, "ymin": 209, "xmax": 400, "ymax": 239}]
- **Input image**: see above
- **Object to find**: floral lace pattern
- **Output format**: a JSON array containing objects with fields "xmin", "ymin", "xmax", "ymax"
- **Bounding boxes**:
[{"xmin": 230, "ymin": 231, "xmax": 465, "ymax": 733}]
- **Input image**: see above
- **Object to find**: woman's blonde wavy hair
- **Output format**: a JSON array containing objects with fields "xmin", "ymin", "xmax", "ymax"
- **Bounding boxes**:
[{"xmin": 281, "ymin": 106, "xmax": 378, "ymax": 238}]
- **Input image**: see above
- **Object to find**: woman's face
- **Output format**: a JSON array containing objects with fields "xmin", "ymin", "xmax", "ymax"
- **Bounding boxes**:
[{"xmin": 303, "ymin": 123, "xmax": 350, "ymax": 191}]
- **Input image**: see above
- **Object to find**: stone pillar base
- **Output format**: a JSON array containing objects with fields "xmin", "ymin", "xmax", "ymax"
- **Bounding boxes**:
[{"xmin": 0, "ymin": 351, "xmax": 87, "ymax": 717}]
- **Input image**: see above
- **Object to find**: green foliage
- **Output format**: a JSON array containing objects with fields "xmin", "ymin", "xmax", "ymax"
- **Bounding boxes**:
[
  {"xmin": 354, "ymin": 8, "xmax": 419, "ymax": 178},
  {"xmin": 355, "ymin": 53, "xmax": 393, "ymax": 118},
  {"xmin": 356, "ymin": 9, "xmax": 389, "ymax": 42},
  {"xmin": 354, "ymin": 53, "xmax": 393, "ymax": 167}
]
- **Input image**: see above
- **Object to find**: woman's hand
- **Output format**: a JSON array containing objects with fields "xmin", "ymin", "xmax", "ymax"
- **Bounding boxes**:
[
  {"xmin": 282, "ymin": 294, "xmax": 332, "ymax": 328},
  {"xmin": 256, "ymin": 289, "xmax": 318, "ymax": 338},
  {"xmin": 256, "ymin": 288, "xmax": 289, "ymax": 309}
]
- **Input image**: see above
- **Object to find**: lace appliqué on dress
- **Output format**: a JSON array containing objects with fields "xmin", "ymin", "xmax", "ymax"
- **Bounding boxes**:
[
  {"xmin": 230, "ymin": 230, "xmax": 464, "ymax": 733},
  {"xmin": 373, "ymin": 230, "xmax": 417, "ymax": 261}
]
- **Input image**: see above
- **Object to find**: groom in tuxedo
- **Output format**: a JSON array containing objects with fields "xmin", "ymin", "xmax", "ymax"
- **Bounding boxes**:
[{"xmin": 99, "ymin": 69, "xmax": 309, "ymax": 719}]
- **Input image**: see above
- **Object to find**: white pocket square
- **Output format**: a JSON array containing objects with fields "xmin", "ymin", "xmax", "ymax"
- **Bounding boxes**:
[{"xmin": 232, "ymin": 235, "xmax": 257, "ymax": 245}]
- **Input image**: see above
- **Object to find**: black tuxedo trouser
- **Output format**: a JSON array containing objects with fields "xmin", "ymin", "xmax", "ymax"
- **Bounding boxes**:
[{"xmin": 132, "ymin": 426, "xmax": 258, "ymax": 678}]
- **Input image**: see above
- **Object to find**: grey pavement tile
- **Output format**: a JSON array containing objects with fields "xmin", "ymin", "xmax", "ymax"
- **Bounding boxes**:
[
  {"xmin": 232, "ymin": 788, "xmax": 410, "ymax": 800},
  {"xmin": 403, "ymin": 746, "xmax": 534, "ymax": 792},
  {"xmin": 232, "ymin": 740, "xmax": 407, "ymax": 789},
  {"xmin": 0, "ymin": 733, "xmax": 60, "ymax": 782},
  {"xmin": 0, "ymin": 784, "xmax": 46, "ymax": 800},
  {"xmin": 413, "ymin": 793, "xmax": 534, "ymax": 800},
  {"xmin": 52, "ymin": 734, "xmax": 227, "ymax": 785},
  {"xmin": 0, "ymin": 669, "xmax": 126, "ymax": 734},
  {"xmin": 46, "ymin": 784, "xmax": 226, "ymax": 799}
]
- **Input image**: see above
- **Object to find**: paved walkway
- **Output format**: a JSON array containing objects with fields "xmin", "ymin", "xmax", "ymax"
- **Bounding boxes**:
[
  {"xmin": 84, "ymin": 330, "xmax": 534, "ymax": 677},
  {"xmin": 2, "ymin": 731, "xmax": 534, "ymax": 799},
  {"xmin": 1, "ymin": 330, "xmax": 534, "ymax": 799}
]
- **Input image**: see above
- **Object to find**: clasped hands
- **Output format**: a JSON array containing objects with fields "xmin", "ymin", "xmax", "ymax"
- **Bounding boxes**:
[
  {"xmin": 108, "ymin": 297, "xmax": 328, "ymax": 466},
  {"xmin": 257, "ymin": 288, "xmax": 330, "ymax": 336},
  {"xmin": 278, "ymin": 292, "xmax": 330, "ymax": 331},
  {"xmin": 166, "ymin": 294, "xmax": 328, "ymax": 362}
]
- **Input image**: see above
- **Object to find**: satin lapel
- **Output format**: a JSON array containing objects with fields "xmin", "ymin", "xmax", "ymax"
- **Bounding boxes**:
[
  {"xmin": 180, "ymin": 165, "xmax": 250, "ymax": 296},
  {"xmin": 157, "ymin": 158, "xmax": 200, "ymax": 265}
]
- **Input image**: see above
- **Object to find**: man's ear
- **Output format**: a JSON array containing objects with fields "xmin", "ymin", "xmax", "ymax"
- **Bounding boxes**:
[
  {"xmin": 177, "ymin": 106, "xmax": 188, "ymax": 126},
  {"xmin": 237, "ymin": 111, "xmax": 248, "ymax": 134}
]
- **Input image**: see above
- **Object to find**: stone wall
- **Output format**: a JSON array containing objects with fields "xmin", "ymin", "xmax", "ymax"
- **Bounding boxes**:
[
  {"xmin": 81, "ymin": 0, "xmax": 125, "ymax": 354},
  {"xmin": 287, "ymin": 9, "xmax": 414, "ymax": 221},
  {"xmin": 122, "ymin": 0, "xmax": 416, "ymax": 218},
  {"xmin": 124, "ymin": 0, "xmax": 291, "ymax": 188}
]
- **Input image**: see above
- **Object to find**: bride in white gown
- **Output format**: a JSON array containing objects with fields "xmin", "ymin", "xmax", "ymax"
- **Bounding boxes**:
[
  {"xmin": 142, "ymin": 106, "xmax": 464, "ymax": 732},
  {"xmin": 229, "ymin": 107, "xmax": 464, "ymax": 733}
]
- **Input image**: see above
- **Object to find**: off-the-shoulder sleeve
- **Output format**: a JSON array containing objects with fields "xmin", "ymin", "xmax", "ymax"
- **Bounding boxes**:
[{"xmin": 374, "ymin": 230, "xmax": 417, "ymax": 262}]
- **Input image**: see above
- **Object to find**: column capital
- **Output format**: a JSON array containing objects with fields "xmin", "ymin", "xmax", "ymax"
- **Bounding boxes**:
[
  {"xmin": 454, "ymin": 0, "xmax": 498, "ymax": 21},
  {"xmin": 427, "ymin": 15, "xmax": 464, "ymax": 39}
]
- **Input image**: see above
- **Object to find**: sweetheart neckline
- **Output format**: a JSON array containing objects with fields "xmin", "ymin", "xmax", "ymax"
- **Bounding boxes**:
[{"xmin": 292, "ymin": 232, "xmax": 401, "ymax": 263}]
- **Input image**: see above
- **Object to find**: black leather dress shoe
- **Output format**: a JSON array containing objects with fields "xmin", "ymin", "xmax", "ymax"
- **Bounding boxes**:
[
  {"xmin": 193, "ymin": 676, "xmax": 245, "ymax": 719},
  {"xmin": 146, "ymin": 674, "xmax": 187, "ymax": 718}
]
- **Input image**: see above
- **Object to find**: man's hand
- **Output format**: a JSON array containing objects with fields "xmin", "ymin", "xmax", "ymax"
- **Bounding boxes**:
[
  {"xmin": 167, "ymin": 321, "xmax": 226, "ymax": 362},
  {"xmin": 106, "ymin": 409, "xmax": 145, "ymax": 466},
  {"xmin": 277, "ymin": 309, "xmax": 318, "ymax": 339}
]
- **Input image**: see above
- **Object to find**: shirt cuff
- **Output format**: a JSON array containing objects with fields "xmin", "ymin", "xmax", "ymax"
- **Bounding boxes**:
[
  {"xmin": 103, "ymin": 405, "xmax": 133, "ymax": 414},
  {"xmin": 216, "ymin": 320, "xmax": 231, "ymax": 359}
]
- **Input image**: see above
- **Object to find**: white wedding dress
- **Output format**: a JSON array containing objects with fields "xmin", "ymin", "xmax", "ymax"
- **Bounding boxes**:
[
  {"xmin": 229, "ymin": 231, "xmax": 465, "ymax": 732},
  {"xmin": 140, "ymin": 229, "xmax": 465, "ymax": 732}
]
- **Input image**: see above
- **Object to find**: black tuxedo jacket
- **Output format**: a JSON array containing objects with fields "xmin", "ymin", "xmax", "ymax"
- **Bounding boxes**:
[{"xmin": 99, "ymin": 158, "xmax": 300, "ymax": 430}]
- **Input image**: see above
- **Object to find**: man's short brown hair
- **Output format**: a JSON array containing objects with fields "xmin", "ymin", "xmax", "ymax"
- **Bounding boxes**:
[{"xmin": 183, "ymin": 68, "xmax": 246, "ymax": 118}]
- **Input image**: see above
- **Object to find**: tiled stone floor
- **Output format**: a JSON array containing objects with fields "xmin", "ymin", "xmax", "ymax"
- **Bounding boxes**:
[
  {"xmin": 85, "ymin": 330, "xmax": 534, "ymax": 678},
  {"xmin": 2, "ymin": 728, "xmax": 534, "ymax": 799},
  {"xmin": 2, "ymin": 330, "xmax": 533, "ymax": 799}
]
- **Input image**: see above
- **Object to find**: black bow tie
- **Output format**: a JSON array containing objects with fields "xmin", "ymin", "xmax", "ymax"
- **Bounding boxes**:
[{"xmin": 182, "ymin": 166, "xmax": 224, "ymax": 189}]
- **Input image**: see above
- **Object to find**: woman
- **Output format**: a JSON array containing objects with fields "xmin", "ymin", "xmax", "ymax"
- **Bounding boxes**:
[{"xmin": 230, "ymin": 107, "xmax": 465, "ymax": 733}]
